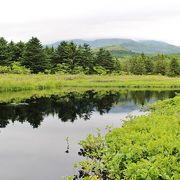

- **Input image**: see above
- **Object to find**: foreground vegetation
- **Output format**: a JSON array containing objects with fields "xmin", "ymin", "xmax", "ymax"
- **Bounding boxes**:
[
  {"xmin": 72, "ymin": 96, "xmax": 180, "ymax": 179},
  {"xmin": 0, "ymin": 74, "xmax": 180, "ymax": 92}
]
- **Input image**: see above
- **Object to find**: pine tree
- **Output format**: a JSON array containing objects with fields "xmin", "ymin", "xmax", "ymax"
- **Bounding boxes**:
[
  {"xmin": 169, "ymin": 58, "xmax": 180, "ymax": 76},
  {"xmin": 23, "ymin": 37, "xmax": 50, "ymax": 73},
  {"xmin": 55, "ymin": 41, "xmax": 79, "ymax": 68},
  {"xmin": 77, "ymin": 44, "xmax": 95, "ymax": 74},
  {"xmin": 7, "ymin": 41, "xmax": 25, "ymax": 64},
  {"xmin": 95, "ymin": 48, "xmax": 114, "ymax": 73},
  {"xmin": 130, "ymin": 55, "xmax": 146, "ymax": 75},
  {"xmin": 0, "ymin": 37, "xmax": 9, "ymax": 66},
  {"xmin": 154, "ymin": 54, "xmax": 167, "ymax": 75}
]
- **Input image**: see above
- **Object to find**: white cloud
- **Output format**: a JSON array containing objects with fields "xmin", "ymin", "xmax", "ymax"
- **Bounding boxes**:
[{"xmin": 0, "ymin": 0, "xmax": 180, "ymax": 45}]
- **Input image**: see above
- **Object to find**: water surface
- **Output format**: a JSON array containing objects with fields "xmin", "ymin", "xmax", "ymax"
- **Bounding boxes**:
[{"xmin": 0, "ymin": 90, "xmax": 178, "ymax": 180}]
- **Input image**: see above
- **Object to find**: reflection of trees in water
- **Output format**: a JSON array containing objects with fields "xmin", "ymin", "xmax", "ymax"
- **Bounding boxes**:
[{"xmin": 0, "ymin": 90, "xmax": 177, "ymax": 128}]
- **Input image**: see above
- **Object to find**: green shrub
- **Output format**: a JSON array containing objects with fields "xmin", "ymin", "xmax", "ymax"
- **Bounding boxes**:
[
  {"xmin": 93, "ymin": 66, "xmax": 107, "ymax": 75},
  {"xmin": 0, "ymin": 62, "xmax": 31, "ymax": 74},
  {"xmin": 11, "ymin": 62, "xmax": 31, "ymax": 74},
  {"xmin": 71, "ymin": 66, "xmax": 85, "ymax": 74},
  {"xmin": 74, "ymin": 96, "xmax": 180, "ymax": 179},
  {"xmin": 0, "ymin": 66, "xmax": 10, "ymax": 73},
  {"xmin": 54, "ymin": 63, "xmax": 70, "ymax": 74}
]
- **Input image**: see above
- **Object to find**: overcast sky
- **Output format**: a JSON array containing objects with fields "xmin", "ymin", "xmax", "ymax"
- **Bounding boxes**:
[{"xmin": 1, "ymin": 0, "xmax": 180, "ymax": 45}]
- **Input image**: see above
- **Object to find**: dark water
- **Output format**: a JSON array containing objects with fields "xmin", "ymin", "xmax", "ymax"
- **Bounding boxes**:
[{"xmin": 0, "ymin": 90, "xmax": 179, "ymax": 180}]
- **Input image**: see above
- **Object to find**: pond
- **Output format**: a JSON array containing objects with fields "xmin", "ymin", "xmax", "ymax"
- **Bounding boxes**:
[{"xmin": 0, "ymin": 89, "xmax": 179, "ymax": 180}]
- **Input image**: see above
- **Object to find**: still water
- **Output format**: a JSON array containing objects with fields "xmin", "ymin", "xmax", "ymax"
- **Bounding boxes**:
[{"xmin": 0, "ymin": 90, "xmax": 178, "ymax": 180}]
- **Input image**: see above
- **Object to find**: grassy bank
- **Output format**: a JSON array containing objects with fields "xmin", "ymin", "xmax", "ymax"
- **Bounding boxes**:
[
  {"xmin": 0, "ymin": 74, "xmax": 180, "ymax": 92},
  {"xmin": 74, "ymin": 96, "xmax": 180, "ymax": 179}
]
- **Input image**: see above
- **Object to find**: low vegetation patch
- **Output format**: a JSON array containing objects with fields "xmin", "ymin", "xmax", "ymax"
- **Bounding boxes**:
[
  {"xmin": 0, "ymin": 74, "xmax": 180, "ymax": 92},
  {"xmin": 72, "ymin": 96, "xmax": 180, "ymax": 179}
]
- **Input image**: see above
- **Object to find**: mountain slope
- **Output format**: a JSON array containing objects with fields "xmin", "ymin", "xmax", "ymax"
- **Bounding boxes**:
[
  {"xmin": 93, "ymin": 45, "xmax": 136, "ymax": 57},
  {"xmin": 49, "ymin": 38, "xmax": 180, "ymax": 54}
]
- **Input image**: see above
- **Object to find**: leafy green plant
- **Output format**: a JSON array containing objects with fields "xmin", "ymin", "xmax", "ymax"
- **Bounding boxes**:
[
  {"xmin": 73, "ymin": 96, "xmax": 180, "ymax": 179},
  {"xmin": 0, "ymin": 66, "xmax": 10, "ymax": 73},
  {"xmin": 11, "ymin": 62, "xmax": 31, "ymax": 74},
  {"xmin": 93, "ymin": 66, "xmax": 107, "ymax": 75}
]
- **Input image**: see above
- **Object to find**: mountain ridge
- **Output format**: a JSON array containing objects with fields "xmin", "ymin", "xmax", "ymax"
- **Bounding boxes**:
[{"xmin": 48, "ymin": 38, "xmax": 180, "ymax": 54}]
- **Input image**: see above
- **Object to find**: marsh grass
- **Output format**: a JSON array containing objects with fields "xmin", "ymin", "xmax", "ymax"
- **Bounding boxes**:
[{"xmin": 0, "ymin": 74, "xmax": 180, "ymax": 92}]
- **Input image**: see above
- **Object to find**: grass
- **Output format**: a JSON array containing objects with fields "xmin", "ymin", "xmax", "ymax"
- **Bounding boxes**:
[
  {"xmin": 74, "ymin": 95, "xmax": 180, "ymax": 179},
  {"xmin": 0, "ymin": 74, "xmax": 180, "ymax": 92}
]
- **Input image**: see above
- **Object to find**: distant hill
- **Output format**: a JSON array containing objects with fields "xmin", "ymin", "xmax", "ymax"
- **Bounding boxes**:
[
  {"xmin": 93, "ymin": 45, "xmax": 136, "ymax": 57},
  {"xmin": 49, "ymin": 38, "xmax": 180, "ymax": 54}
]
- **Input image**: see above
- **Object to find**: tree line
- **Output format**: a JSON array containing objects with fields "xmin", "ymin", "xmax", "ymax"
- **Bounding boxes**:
[
  {"xmin": 0, "ymin": 37, "xmax": 179, "ymax": 76},
  {"xmin": 120, "ymin": 53, "xmax": 180, "ymax": 76},
  {"xmin": 0, "ymin": 37, "xmax": 115, "ymax": 74}
]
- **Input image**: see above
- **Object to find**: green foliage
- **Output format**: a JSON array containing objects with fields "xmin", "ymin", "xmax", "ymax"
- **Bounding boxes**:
[
  {"xmin": 23, "ymin": 37, "xmax": 50, "ymax": 73},
  {"xmin": 0, "ymin": 65, "xmax": 10, "ymax": 73},
  {"xmin": 71, "ymin": 66, "xmax": 86, "ymax": 74},
  {"xmin": 0, "ymin": 37, "xmax": 9, "ymax": 66},
  {"xmin": 10, "ymin": 62, "xmax": 31, "ymax": 74},
  {"xmin": 55, "ymin": 41, "xmax": 79, "ymax": 68},
  {"xmin": 74, "ymin": 96, "xmax": 180, "ymax": 179},
  {"xmin": 0, "ymin": 62, "xmax": 30, "ymax": 74},
  {"xmin": 95, "ymin": 48, "xmax": 114, "ymax": 73},
  {"xmin": 120, "ymin": 54, "xmax": 180, "ymax": 76},
  {"xmin": 77, "ymin": 44, "xmax": 95, "ymax": 74},
  {"xmin": 168, "ymin": 58, "xmax": 180, "ymax": 76},
  {"xmin": 0, "ymin": 36, "xmax": 179, "ymax": 76},
  {"xmin": 93, "ymin": 66, "xmax": 107, "ymax": 75},
  {"xmin": 130, "ymin": 54, "xmax": 146, "ymax": 75},
  {"xmin": 54, "ymin": 63, "xmax": 70, "ymax": 74},
  {"xmin": 144, "ymin": 56, "xmax": 154, "ymax": 74},
  {"xmin": 154, "ymin": 54, "xmax": 167, "ymax": 75}
]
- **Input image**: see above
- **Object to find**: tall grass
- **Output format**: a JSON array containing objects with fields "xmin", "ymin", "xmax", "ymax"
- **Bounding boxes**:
[{"xmin": 0, "ymin": 74, "xmax": 180, "ymax": 92}]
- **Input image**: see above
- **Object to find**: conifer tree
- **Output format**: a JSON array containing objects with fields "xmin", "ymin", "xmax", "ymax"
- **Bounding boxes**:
[{"xmin": 23, "ymin": 37, "xmax": 50, "ymax": 73}]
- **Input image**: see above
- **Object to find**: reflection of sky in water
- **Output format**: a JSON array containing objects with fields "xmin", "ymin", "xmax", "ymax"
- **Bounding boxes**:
[
  {"xmin": 109, "ymin": 97, "xmax": 159, "ymax": 113},
  {"xmin": 0, "ymin": 90, "xmax": 178, "ymax": 180}
]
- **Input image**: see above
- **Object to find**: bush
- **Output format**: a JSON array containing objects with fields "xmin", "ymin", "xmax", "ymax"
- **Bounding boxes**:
[
  {"xmin": 11, "ymin": 62, "xmax": 31, "ymax": 74},
  {"xmin": 93, "ymin": 66, "xmax": 107, "ymax": 75},
  {"xmin": 0, "ymin": 62, "xmax": 31, "ymax": 74},
  {"xmin": 71, "ymin": 66, "xmax": 86, "ymax": 74},
  {"xmin": 54, "ymin": 63, "xmax": 70, "ymax": 74},
  {"xmin": 0, "ymin": 66, "xmax": 10, "ymax": 73},
  {"xmin": 74, "ymin": 96, "xmax": 180, "ymax": 179}
]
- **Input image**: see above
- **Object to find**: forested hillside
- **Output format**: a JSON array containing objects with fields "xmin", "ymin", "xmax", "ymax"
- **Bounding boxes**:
[{"xmin": 0, "ymin": 37, "xmax": 179, "ymax": 76}]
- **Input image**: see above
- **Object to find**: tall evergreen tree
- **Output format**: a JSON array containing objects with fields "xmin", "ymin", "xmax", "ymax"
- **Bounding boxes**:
[
  {"xmin": 0, "ymin": 37, "xmax": 9, "ymax": 66},
  {"xmin": 140, "ymin": 53, "xmax": 154, "ymax": 74},
  {"xmin": 130, "ymin": 55, "xmax": 146, "ymax": 75},
  {"xmin": 15, "ymin": 41, "xmax": 26, "ymax": 63},
  {"xmin": 168, "ymin": 58, "xmax": 180, "ymax": 76},
  {"xmin": 144, "ymin": 57, "xmax": 153, "ymax": 74},
  {"xmin": 23, "ymin": 37, "xmax": 50, "ymax": 73},
  {"xmin": 77, "ymin": 44, "xmax": 95, "ymax": 73},
  {"xmin": 7, "ymin": 41, "xmax": 25, "ymax": 64},
  {"xmin": 154, "ymin": 54, "xmax": 167, "ymax": 75},
  {"xmin": 44, "ymin": 46, "xmax": 55, "ymax": 69},
  {"xmin": 95, "ymin": 48, "xmax": 114, "ymax": 72},
  {"xmin": 55, "ymin": 41, "xmax": 79, "ymax": 69}
]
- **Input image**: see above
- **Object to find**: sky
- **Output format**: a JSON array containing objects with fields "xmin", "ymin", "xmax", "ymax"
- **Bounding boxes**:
[{"xmin": 1, "ymin": 0, "xmax": 180, "ymax": 45}]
